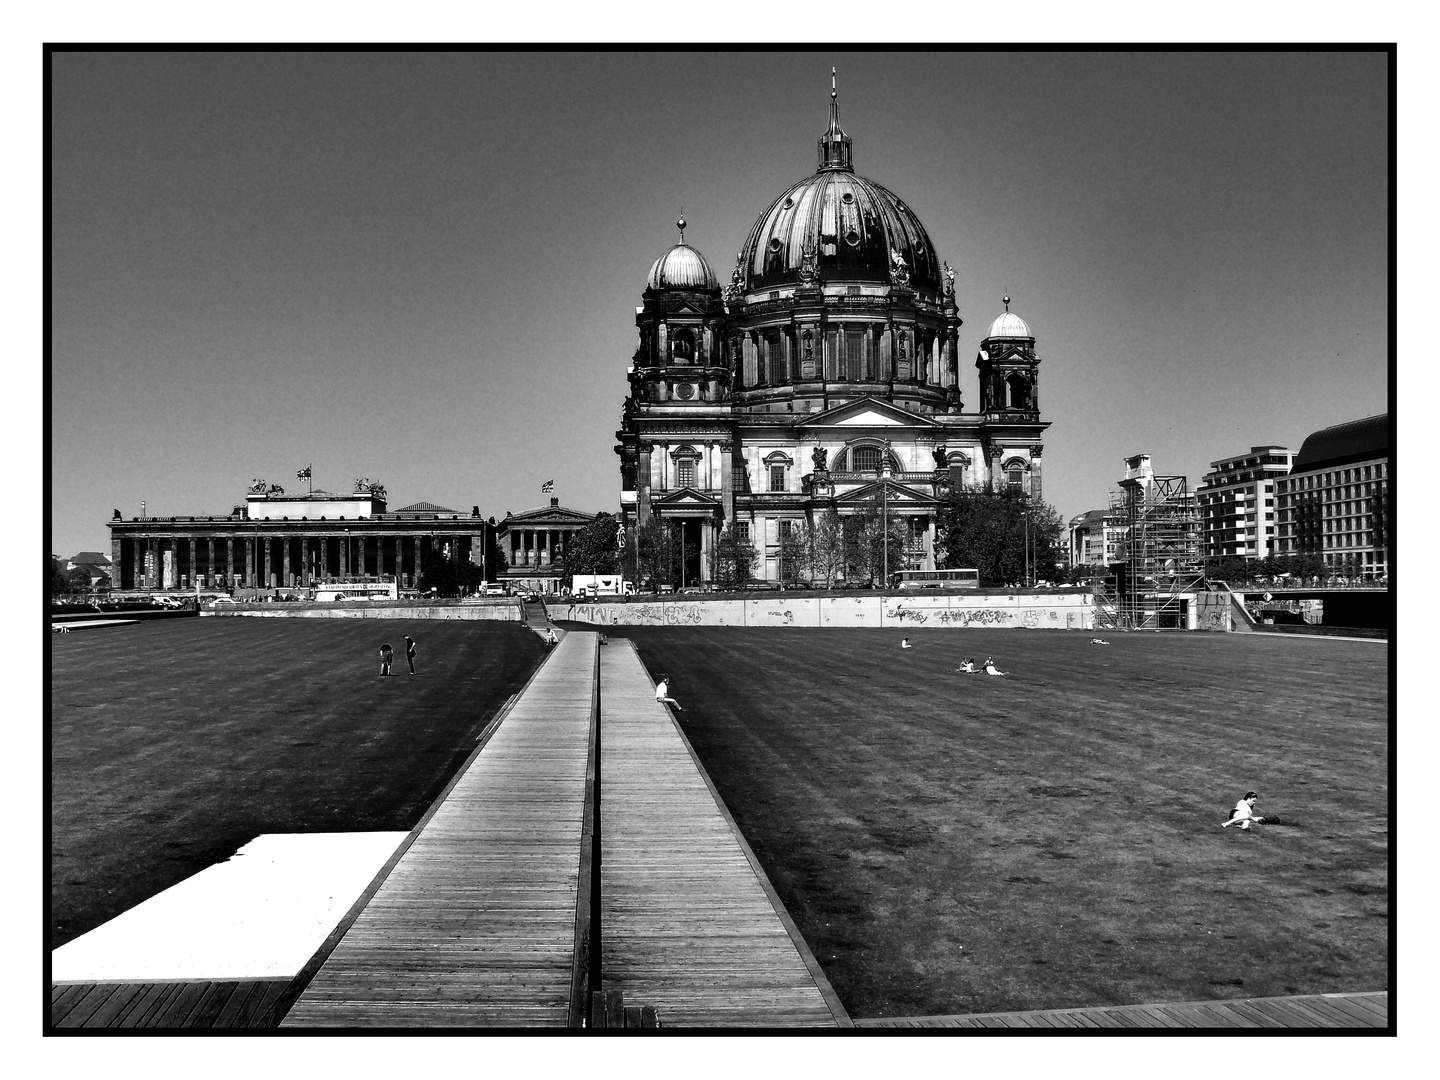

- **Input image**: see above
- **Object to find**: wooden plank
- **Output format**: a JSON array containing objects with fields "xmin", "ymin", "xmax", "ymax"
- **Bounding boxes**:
[
  {"xmin": 125, "ymin": 983, "xmax": 186, "ymax": 1028},
  {"xmin": 1306, "ymin": 994, "xmax": 1387, "ymax": 1027},
  {"xmin": 79, "ymin": 983, "xmax": 146, "ymax": 1029},
  {"xmin": 53, "ymin": 984, "xmax": 119, "ymax": 1028},
  {"xmin": 145, "ymin": 981, "xmax": 213, "ymax": 1028},
  {"xmin": 49, "ymin": 983, "xmax": 89, "ymax": 1019},
  {"xmin": 186, "ymin": 981, "xmax": 241, "ymax": 1028}
]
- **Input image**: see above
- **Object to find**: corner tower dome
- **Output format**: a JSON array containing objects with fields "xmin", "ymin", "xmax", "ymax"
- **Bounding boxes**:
[
  {"xmin": 736, "ymin": 73, "xmax": 942, "ymax": 293},
  {"xmin": 646, "ymin": 215, "xmax": 719, "ymax": 291},
  {"xmin": 987, "ymin": 296, "xmax": 1032, "ymax": 339}
]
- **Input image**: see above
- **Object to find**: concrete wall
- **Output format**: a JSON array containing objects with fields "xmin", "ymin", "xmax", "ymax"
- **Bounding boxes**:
[
  {"xmin": 559, "ymin": 592, "xmax": 1094, "ymax": 630},
  {"xmin": 204, "ymin": 602, "xmax": 522, "ymax": 621}
]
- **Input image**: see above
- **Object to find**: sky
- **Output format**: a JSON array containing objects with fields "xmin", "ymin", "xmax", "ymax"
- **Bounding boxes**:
[{"xmin": 48, "ymin": 50, "xmax": 1391, "ymax": 559}]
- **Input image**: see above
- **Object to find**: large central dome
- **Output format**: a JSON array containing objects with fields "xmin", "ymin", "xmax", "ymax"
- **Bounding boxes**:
[{"xmin": 736, "ymin": 80, "xmax": 941, "ymax": 293}]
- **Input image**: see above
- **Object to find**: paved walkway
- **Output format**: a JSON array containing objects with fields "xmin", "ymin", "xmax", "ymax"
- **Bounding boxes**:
[
  {"xmin": 281, "ymin": 632, "xmax": 598, "ymax": 1027},
  {"xmin": 598, "ymin": 640, "xmax": 847, "ymax": 1027}
]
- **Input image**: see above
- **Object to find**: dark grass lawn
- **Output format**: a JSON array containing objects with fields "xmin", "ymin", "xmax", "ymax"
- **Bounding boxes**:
[
  {"xmin": 609, "ymin": 626, "xmax": 1390, "ymax": 1020},
  {"xmin": 49, "ymin": 617, "xmax": 547, "ymax": 950}
]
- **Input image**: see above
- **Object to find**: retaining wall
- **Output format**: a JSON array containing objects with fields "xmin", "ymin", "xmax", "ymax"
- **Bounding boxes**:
[
  {"xmin": 556, "ymin": 592, "xmax": 1094, "ymax": 630},
  {"xmin": 204, "ymin": 602, "xmax": 522, "ymax": 621}
]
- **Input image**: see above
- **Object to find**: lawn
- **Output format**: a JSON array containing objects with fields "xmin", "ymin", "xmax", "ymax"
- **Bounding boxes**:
[
  {"xmin": 49, "ymin": 617, "xmax": 547, "ymax": 950},
  {"xmin": 612, "ymin": 626, "xmax": 1390, "ymax": 1019}
]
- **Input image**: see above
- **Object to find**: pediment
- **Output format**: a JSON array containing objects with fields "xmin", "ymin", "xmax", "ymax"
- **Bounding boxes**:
[
  {"xmin": 503, "ymin": 506, "xmax": 599, "ymax": 526},
  {"xmin": 652, "ymin": 487, "xmax": 721, "ymax": 508},
  {"xmin": 837, "ymin": 479, "xmax": 936, "ymax": 505},
  {"xmin": 794, "ymin": 396, "xmax": 939, "ymax": 429}
]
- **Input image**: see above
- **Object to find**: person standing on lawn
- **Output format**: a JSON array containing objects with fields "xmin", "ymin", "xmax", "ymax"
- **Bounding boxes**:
[
  {"xmin": 403, "ymin": 634, "xmax": 417, "ymax": 676},
  {"xmin": 379, "ymin": 642, "xmax": 393, "ymax": 677}
]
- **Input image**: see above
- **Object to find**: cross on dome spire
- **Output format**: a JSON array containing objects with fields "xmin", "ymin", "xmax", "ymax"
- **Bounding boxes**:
[
  {"xmin": 677, "ymin": 211, "xmax": 687, "ymax": 244},
  {"xmin": 817, "ymin": 67, "xmax": 854, "ymax": 172}
]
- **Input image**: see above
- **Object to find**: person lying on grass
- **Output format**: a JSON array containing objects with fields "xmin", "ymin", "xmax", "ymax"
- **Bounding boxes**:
[
  {"xmin": 983, "ymin": 656, "xmax": 1006, "ymax": 676},
  {"xmin": 1222, "ymin": 791, "xmax": 1264, "ymax": 830}
]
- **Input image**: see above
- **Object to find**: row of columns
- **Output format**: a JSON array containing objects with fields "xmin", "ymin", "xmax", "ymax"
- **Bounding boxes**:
[
  {"xmin": 735, "ymin": 322, "xmax": 959, "ymax": 389},
  {"xmin": 113, "ymin": 533, "xmax": 468, "ymax": 590},
  {"xmin": 509, "ymin": 528, "xmax": 570, "ymax": 568}
]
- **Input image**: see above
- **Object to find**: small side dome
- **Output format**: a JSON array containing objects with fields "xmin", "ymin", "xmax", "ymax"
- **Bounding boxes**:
[
  {"xmin": 987, "ymin": 296, "xmax": 1032, "ymax": 339},
  {"xmin": 647, "ymin": 221, "xmax": 719, "ymax": 291}
]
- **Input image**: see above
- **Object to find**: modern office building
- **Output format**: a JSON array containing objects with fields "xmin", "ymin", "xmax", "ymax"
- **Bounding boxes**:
[
  {"xmin": 1197, "ymin": 445, "xmax": 1294, "ymax": 560},
  {"xmin": 1275, "ymin": 414, "xmax": 1389, "ymax": 578}
]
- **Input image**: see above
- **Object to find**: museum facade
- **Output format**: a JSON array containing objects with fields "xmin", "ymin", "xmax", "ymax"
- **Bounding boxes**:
[
  {"xmin": 615, "ymin": 79, "xmax": 1051, "ymax": 584},
  {"xmin": 107, "ymin": 481, "xmax": 598, "ymax": 594}
]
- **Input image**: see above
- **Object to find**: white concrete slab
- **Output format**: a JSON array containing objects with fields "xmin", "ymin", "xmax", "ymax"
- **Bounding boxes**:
[{"xmin": 52, "ymin": 831, "xmax": 407, "ymax": 982}]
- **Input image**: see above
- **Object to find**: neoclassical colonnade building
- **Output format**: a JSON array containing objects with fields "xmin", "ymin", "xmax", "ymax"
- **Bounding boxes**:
[
  {"xmin": 108, "ymin": 482, "xmax": 491, "ymax": 592},
  {"xmin": 108, "ymin": 481, "xmax": 600, "ymax": 594},
  {"xmin": 615, "ymin": 79, "xmax": 1051, "ymax": 584}
]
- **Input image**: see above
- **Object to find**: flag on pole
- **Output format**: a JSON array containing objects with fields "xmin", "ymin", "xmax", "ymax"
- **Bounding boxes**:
[
  {"xmin": 541, "ymin": 479, "xmax": 554, "ymax": 493},
  {"xmin": 297, "ymin": 465, "xmax": 312, "ymax": 480}
]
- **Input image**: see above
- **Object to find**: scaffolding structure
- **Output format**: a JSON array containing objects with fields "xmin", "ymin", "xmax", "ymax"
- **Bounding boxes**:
[{"xmin": 1094, "ymin": 456, "xmax": 1203, "ymax": 630}]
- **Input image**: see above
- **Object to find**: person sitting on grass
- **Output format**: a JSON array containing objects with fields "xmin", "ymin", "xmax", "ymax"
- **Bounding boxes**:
[
  {"xmin": 956, "ymin": 657, "xmax": 977, "ymax": 673},
  {"xmin": 900, "ymin": 637, "xmax": 913, "ymax": 649},
  {"xmin": 1221, "ymin": 791, "xmax": 1263, "ymax": 830},
  {"xmin": 655, "ymin": 674, "xmax": 683, "ymax": 711},
  {"xmin": 982, "ymin": 656, "xmax": 1006, "ymax": 676}
]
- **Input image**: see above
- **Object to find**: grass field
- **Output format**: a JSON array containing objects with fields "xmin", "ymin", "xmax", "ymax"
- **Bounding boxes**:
[
  {"xmin": 611, "ymin": 626, "xmax": 1390, "ymax": 1019},
  {"xmin": 49, "ymin": 618, "xmax": 547, "ymax": 950}
]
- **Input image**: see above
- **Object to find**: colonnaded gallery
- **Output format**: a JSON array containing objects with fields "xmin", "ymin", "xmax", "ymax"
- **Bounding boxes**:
[{"xmin": 614, "ymin": 79, "xmax": 1051, "ymax": 583}]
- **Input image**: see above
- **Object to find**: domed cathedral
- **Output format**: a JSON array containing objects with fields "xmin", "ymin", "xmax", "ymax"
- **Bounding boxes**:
[{"xmin": 615, "ymin": 74, "xmax": 1050, "ymax": 585}]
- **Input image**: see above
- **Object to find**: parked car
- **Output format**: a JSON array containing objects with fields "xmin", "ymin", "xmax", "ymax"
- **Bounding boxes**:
[
  {"xmin": 207, "ymin": 596, "xmax": 240, "ymax": 606},
  {"xmin": 151, "ymin": 596, "xmax": 184, "ymax": 608}
]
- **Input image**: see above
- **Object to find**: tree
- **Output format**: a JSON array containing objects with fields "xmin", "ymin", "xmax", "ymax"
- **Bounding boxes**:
[
  {"xmin": 621, "ymin": 518, "xmax": 675, "ymax": 591},
  {"xmin": 806, "ymin": 509, "xmax": 845, "ymax": 588},
  {"xmin": 418, "ymin": 557, "xmax": 485, "ymax": 597},
  {"xmin": 473, "ymin": 519, "xmax": 508, "ymax": 582},
  {"xmin": 712, "ymin": 526, "xmax": 757, "ymax": 587},
  {"xmin": 778, "ymin": 523, "xmax": 809, "ymax": 585},
  {"xmin": 561, "ymin": 513, "xmax": 622, "ymax": 583},
  {"xmin": 48, "ymin": 556, "xmax": 72, "ymax": 597},
  {"xmin": 936, "ymin": 486, "xmax": 1064, "ymax": 586}
]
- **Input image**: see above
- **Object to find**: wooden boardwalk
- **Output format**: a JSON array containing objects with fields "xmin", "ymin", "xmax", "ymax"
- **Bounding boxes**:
[
  {"xmin": 598, "ymin": 640, "xmax": 847, "ymax": 1028},
  {"xmin": 280, "ymin": 632, "xmax": 598, "ymax": 1028},
  {"xmin": 50, "ymin": 978, "xmax": 290, "ymax": 1029},
  {"xmin": 853, "ymin": 990, "xmax": 1389, "ymax": 1029}
]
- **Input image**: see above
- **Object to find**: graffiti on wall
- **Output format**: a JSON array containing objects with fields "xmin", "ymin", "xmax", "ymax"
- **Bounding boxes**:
[
  {"xmin": 931, "ymin": 606, "xmax": 1010, "ymax": 626},
  {"xmin": 663, "ymin": 604, "xmax": 704, "ymax": 625}
]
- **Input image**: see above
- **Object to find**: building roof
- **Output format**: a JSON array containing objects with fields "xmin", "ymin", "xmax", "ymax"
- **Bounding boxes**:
[
  {"xmin": 986, "ymin": 296, "xmax": 1032, "ymax": 340},
  {"xmin": 1290, "ymin": 414, "xmax": 1389, "ymax": 473},
  {"xmin": 69, "ymin": 551, "xmax": 112, "ymax": 566},
  {"xmin": 391, "ymin": 501, "xmax": 459, "ymax": 515},
  {"xmin": 647, "ymin": 223, "xmax": 719, "ymax": 291}
]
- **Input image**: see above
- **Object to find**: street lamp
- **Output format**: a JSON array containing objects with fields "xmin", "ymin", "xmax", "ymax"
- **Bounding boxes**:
[{"xmin": 879, "ymin": 439, "xmax": 892, "ymax": 587}]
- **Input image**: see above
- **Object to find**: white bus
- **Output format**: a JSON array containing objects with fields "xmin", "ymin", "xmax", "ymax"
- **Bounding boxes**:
[
  {"xmin": 314, "ymin": 581, "xmax": 399, "ymax": 602},
  {"xmin": 890, "ymin": 568, "xmax": 981, "ymax": 590}
]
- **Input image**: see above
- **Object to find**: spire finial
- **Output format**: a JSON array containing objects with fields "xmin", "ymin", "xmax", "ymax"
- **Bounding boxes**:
[
  {"xmin": 818, "ymin": 66, "xmax": 853, "ymax": 172},
  {"xmin": 1003, "ymin": 293, "xmax": 1010, "ymax": 312},
  {"xmin": 677, "ymin": 210, "xmax": 686, "ymax": 243}
]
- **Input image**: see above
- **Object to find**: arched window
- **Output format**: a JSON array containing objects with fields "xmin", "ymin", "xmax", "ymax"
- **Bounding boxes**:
[
  {"xmin": 1007, "ymin": 372, "xmax": 1031, "ymax": 410},
  {"xmin": 852, "ymin": 446, "xmax": 881, "ymax": 474},
  {"xmin": 671, "ymin": 328, "xmax": 696, "ymax": 364},
  {"xmin": 672, "ymin": 445, "xmax": 701, "ymax": 490}
]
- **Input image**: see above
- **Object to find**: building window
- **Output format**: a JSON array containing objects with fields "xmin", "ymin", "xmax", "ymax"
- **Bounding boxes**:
[
  {"xmin": 852, "ymin": 446, "xmax": 880, "ymax": 473},
  {"xmin": 735, "ymin": 521, "xmax": 750, "ymax": 542},
  {"xmin": 677, "ymin": 460, "xmax": 695, "ymax": 488},
  {"xmin": 770, "ymin": 465, "xmax": 786, "ymax": 492},
  {"xmin": 1008, "ymin": 466, "xmax": 1024, "ymax": 493}
]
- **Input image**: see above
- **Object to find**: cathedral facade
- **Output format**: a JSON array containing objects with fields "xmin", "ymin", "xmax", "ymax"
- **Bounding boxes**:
[{"xmin": 615, "ymin": 81, "xmax": 1050, "ymax": 585}]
